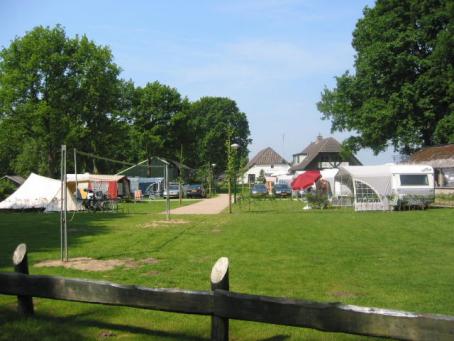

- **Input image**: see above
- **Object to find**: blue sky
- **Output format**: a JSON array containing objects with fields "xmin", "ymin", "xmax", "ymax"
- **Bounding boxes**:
[{"xmin": 1, "ymin": 0, "xmax": 394, "ymax": 164}]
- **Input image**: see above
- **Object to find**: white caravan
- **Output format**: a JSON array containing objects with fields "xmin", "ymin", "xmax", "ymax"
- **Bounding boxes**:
[{"xmin": 334, "ymin": 164, "xmax": 435, "ymax": 211}]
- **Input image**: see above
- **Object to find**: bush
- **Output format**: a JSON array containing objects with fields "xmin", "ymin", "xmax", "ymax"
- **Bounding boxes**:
[
  {"xmin": 0, "ymin": 179, "xmax": 16, "ymax": 201},
  {"xmin": 306, "ymin": 192, "xmax": 329, "ymax": 209}
]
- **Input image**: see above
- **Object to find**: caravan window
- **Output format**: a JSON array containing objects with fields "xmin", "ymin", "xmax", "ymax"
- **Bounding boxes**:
[{"xmin": 400, "ymin": 175, "xmax": 429, "ymax": 186}]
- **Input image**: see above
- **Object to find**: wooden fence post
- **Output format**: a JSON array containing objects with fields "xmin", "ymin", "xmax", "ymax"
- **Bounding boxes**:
[
  {"xmin": 12, "ymin": 243, "xmax": 34, "ymax": 316},
  {"xmin": 211, "ymin": 257, "xmax": 229, "ymax": 341}
]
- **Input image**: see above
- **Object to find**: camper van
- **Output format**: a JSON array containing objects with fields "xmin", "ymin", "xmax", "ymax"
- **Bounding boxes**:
[
  {"xmin": 334, "ymin": 164, "xmax": 435, "ymax": 211},
  {"xmin": 389, "ymin": 165, "xmax": 435, "ymax": 208}
]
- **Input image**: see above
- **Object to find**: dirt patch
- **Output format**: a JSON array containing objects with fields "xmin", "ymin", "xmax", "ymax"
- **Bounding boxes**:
[
  {"xmin": 98, "ymin": 330, "xmax": 116, "ymax": 338},
  {"xmin": 211, "ymin": 228, "xmax": 222, "ymax": 233},
  {"xmin": 141, "ymin": 257, "xmax": 159, "ymax": 265},
  {"xmin": 140, "ymin": 219, "xmax": 188, "ymax": 228},
  {"xmin": 35, "ymin": 257, "xmax": 159, "ymax": 272},
  {"xmin": 146, "ymin": 271, "xmax": 160, "ymax": 276}
]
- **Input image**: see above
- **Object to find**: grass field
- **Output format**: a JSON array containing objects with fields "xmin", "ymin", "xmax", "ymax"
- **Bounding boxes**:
[{"xmin": 1, "ymin": 199, "xmax": 454, "ymax": 340}]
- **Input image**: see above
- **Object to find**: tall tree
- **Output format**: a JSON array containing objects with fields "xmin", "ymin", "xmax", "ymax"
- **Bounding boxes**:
[
  {"xmin": 130, "ymin": 81, "xmax": 183, "ymax": 175},
  {"xmin": 318, "ymin": 0, "xmax": 454, "ymax": 154},
  {"xmin": 189, "ymin": 97, "xmax": 251, "ymax": 173},
  {"xmin": 0, "ymin": 25, "xmax": 125, "ymax": 176}
]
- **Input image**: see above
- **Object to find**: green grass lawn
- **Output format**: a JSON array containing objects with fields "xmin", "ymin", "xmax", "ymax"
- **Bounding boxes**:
[{"xmin": 1, "ymin": 200, "xmax": 454, "ymax": 340}]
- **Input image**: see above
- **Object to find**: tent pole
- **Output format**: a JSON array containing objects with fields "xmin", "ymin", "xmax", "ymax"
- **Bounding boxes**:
[
  {"xmin": 60, "ymin": 146, "xmax": 64, "ymax": 261},
  {"xmin": 60, "ymin": 145, "xmax": 68, "ymax": 261},
  {"xmin": 74, "ymin": 148, "xmax": 79, "ymax": 208},
  {"xmin": 63, "ymin": 147, "xmax": 68, "ymax": 261},
  {"xmin": 166, "ymin": 163, "xmax": 170, "ymax": 220}
]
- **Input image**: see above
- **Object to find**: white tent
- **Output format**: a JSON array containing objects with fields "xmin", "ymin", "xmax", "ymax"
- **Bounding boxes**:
[
  {"xmin": 0, "ymin": 173, "xmax": 80, "ymax": 212},
  {"xmin": 320, "ymin": 168, "xmax": 339, "ymax": 196}
]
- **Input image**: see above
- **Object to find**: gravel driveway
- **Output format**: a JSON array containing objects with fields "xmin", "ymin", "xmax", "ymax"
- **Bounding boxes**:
[{"xmin": 167, "ymin": 194, "xmax": 229, "ymax": 215}]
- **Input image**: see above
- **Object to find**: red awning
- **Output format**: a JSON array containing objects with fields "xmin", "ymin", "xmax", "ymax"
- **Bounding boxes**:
[{"xmin": 291, "ymin": 171, "xmax": 321, "ymax": 190}]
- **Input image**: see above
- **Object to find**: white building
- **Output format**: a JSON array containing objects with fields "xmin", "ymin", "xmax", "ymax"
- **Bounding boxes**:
[{"xmin": 243, "ymin": 147, "xmax": 290, "ymax": 184}]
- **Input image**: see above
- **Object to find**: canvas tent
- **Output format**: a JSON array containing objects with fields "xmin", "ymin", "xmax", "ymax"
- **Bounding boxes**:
[
  {"xmin": 66, "ymin": 173, "xmax": 130, "ymax": 199},
  {"xmin": 320, "ymin": 168, "xmax": 339, "ymax": 196},
  {"xmin": 334, "ymin": 165, "xmax": 434, "ymax": 211},
  {"xmin": 0, "ymin": 173, "xmax": 79, "ymax": 212}
]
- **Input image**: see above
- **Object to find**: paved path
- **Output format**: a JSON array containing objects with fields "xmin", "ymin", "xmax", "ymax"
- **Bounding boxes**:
[{"xmin": 167, "ymin": 194, "xmax": 229, "ymax": 215}]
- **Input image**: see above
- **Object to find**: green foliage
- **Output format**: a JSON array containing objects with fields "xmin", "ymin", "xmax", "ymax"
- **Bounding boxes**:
[
  {"xmin": 318, "ymin": 0, "xmax": 454, "ymax": 154},
  {"xmin": 306, "ymin": 192, "xmax": 329, "ymax": 209},
  {"xmin": 130, "ymin": 81, "xmax": 184, "ymax": 163},
  {"xmin": 0, "ymin": 26, "xmax": 251, "ymax": 178},
  {"xmin": 0, "ymin": 179, "xmax": 15, "ymax": 201},
  {"xmin": 256, "ymin": 169, "xmax": 266, "ymax": 184},
  {"xmin": 0, "ymin": 25, "xmax": 129, "ymax": 176},
  {"xmin": 189, "ymin": 97, "xmax": 251, "ymax": 172},
  {"xmin": 195, "ymin": 163, "xmax": 211, "ymax": 188}
]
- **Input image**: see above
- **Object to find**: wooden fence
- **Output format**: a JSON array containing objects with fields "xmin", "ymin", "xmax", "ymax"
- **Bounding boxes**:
[{"xmin": 2, "ymin": 243, "xmax": 454, "ymax": 340}]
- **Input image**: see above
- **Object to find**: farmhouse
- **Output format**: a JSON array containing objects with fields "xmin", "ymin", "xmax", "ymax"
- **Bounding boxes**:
[
  {"xmin": 408, "ymin": 144, "xmax": 454, "ymax": 194},
  {"xmin": 243, "ymin": 147, "xmax": 289, "ymax": 184},
  {"xmin": 290, "ymin": 135, "xmax": 361, "ymax": 173}
]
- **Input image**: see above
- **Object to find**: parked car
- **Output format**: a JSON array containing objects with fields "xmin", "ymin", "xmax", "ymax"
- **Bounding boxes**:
[
  {"xmin": 163, "ymin": 184, "xmax": 180, "ymax": 198},
  {"xmin": 186, "ymin": 184, "xmax": 206, "ymax": 198},
  {"xmin": 274, "ymin": 183, "xmax": 292, "ymax": 198},
  {"xmin": 251, "ymin": 183, "xmax": 268, "ymax": 198}
]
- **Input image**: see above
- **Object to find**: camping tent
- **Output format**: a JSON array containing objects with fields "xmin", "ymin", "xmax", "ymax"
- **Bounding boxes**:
[
  {"xmin": 66, "ymin": 173, "xmax": 130, "ymax": 199},
  {"xmin": 291, "ymin": 171, "xmax": 321, "ymax": 190},
  {"xmin": 128, "ymin": 177, "xmax": 164, "ymax": 196},
  {"xmin": 0, "ymin": 173, "xmax": 79, "ymax": 212},
  {"xmin": 320, "ymin": 169, "xmax": 339, "ymax": 196}
]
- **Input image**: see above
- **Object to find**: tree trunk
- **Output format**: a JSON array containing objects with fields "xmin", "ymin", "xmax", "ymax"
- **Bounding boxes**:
[{"xmin": 147, "ymin": 157, "xmax": 152, "ymax": 177}]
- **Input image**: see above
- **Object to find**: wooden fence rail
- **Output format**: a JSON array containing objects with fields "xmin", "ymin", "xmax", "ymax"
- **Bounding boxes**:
[{"xmin": 2, "ymin": 243, "xmax": 454, "ymax": 340}]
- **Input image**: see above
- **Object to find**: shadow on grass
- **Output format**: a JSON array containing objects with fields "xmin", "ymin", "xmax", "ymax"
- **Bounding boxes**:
[
  {"xmin": 258, "ymin": 336, "xmax": 290, "ymax": 341},
  {"xmin": 0, "ymin": 211, "xmax": 129, "ymax": 269},
  {"xmin": 0, "ymin": 306, "xmax": 208, "ymax": 341}
]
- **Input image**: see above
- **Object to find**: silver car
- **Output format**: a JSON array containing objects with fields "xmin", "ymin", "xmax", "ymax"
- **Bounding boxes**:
[{"xmin": 163, "ymin": 184, "xmax": 180, "ymax": 198}]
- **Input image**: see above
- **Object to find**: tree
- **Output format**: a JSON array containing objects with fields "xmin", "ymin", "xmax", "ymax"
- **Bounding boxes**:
[
  {"xmin": 130, "ymin": 81, "xmax": 183, "ymax": 175},
  {"xmin": 257, "ymin": 169, "xmax": 266, "ymax": 184},
  {"xmin": 188, "ymin": 97, "xmax": 251, "ymax": 173},
  {"xmin": 0, "ymin": 25, "xmax": 125, "ymax": 176},
  {"xmin": 318, "ymin": 0, "xmax": 454, "ymax": 154}
]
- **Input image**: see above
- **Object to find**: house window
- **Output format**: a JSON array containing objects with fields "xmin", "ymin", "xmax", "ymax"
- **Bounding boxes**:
[
  {"xmin": 248, "ymin": 174, "xmax": 256, "ymax": 184},
  {"xmin": 271, "ymin": 164, "xmax": 274, "ymax": 168}
]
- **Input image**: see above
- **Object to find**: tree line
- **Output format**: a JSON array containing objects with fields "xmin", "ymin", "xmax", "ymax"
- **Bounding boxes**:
[{"xmin": 0, "ymin": 25, "xmax": 251, "ymax": 178}]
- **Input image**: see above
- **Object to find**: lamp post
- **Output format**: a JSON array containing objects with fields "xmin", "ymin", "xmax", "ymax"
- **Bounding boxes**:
[
  {"xmin": 231, "ymin": 144, "xmax": 239, "ymax": 204},
  {"xmin": 211, "ymin": 163, "xmax": 216, "ymax": 197},
  {"xmin": 228, "ymin": 143, "xmax": 240, "ymax": 213}
]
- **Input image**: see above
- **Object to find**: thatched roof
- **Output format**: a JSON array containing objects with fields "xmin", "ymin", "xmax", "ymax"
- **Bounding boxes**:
[
  {"xmin": 409, "ymin": 144, "xmax": 454, "ymax": 168},
  {"xmin": 246, "ymin": 147, "xmax": 288, "ymax": 169},
  {"xmin": 290, "ymin": 136, "xmax": 362, "ymax": 171}
]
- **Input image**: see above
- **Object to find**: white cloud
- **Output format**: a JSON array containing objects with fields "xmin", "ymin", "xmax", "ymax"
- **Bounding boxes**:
[{"xmin": 167, "ymin": 38, "xmax": 353, "ymax": 88}]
